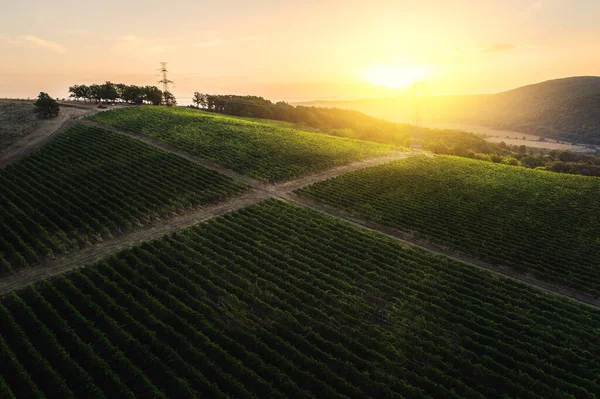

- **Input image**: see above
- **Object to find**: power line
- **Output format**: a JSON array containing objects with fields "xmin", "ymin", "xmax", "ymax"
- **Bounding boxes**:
[{"xmin": 158, "ymin": 62, "xmax": 174, "ymax": 93}]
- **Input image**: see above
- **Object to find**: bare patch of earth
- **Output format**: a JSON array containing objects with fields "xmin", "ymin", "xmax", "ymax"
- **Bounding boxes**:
[{"xmin": 0, "ymin": 101, "xmax": 41, "ymax": 150}]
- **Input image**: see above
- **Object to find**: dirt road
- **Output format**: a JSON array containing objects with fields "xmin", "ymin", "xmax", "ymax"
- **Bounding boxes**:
[
  {"xmin": 280, "ymin": 193, "xmax": 600, "ymax": 309},
  {"xmin": 0, "ymin": 117, "xmax": 596, "ymax": 311},
  {"xmin": 0, "ymin": 148, "xmax": 412, "ymax": 296},
  {"xmin": 0, "ymin": 104, "xmax": 108, "ymax": 167}
]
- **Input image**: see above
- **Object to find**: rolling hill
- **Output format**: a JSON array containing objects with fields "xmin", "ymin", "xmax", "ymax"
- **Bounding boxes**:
[
  {"xmin": 2, "ymin": 103, "xmax": 600, "ymax": 398},
  {"xmin": 298, "ymin": 76, "xmax": 600, "ymax": 144}
]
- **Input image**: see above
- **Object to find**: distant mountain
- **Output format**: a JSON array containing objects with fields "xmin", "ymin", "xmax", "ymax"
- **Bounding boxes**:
[{"xmin": 297, "ymin": 77, "xmax": 600, "ymax": 144}]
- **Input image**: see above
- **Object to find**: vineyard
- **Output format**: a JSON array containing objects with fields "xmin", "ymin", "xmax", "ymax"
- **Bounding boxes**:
[
  {"xmin": 297, "ymin": 156, "xmax": 600, "ymax": 296},
  {"xmin": 0, "ymin": 123, "xmax": 248, "ymax": 273},
  {"xmin": 1, "ymin": 199, "xmax": 598, "ymax": 398},
  {"xmin": 89, "ymin": 107, "xmax": 394, "ymax": 181}
]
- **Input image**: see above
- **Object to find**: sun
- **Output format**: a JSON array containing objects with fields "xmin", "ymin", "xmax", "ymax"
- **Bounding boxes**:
[{"xmin": 363, "ymin": 62, "xmax": 428, "ymax": 89}]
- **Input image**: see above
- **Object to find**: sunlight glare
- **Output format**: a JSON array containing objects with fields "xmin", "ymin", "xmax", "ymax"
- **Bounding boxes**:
[{"xmin": 363, "ymin": 63, "xmax": 428, "ymax": 89}]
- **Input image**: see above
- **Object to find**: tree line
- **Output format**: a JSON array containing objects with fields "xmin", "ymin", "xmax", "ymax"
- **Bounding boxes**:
[
  {"xmin": 69, "ymin": 82, "xmax": 176, "ymax": 106},
  {"xmin": 190, "ymin": 93, "xmax": 600, "ymax": 177}
]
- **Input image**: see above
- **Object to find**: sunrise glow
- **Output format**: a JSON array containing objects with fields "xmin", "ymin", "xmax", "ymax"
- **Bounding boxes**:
[{"xmin": 363, "ymin": 63, "xmax": 428, "ymax": 89}]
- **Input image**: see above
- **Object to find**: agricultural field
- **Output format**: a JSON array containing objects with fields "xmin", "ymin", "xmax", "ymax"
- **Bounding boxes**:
[
  {"xmin": 89, "ymin": 107, "xmax": 394, "ymax": 181},
  {"xmin": 297, "ymin": 156, "xmax": 600, "ymax": 296},
  {"xmin": 1, "ymin": 199, "xmax": 599, "ymax": 398},
  {"xmin": 0, "ymin": 124, "xmax": 248, "ymax": 273},
  {"xmin": 0, "ymin": 101, "xmax": 40, "ymax": 150}
]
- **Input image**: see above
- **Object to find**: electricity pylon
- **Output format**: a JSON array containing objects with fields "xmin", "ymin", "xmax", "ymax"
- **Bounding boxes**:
[{"xmin": 158, "ymin": 62, "xmax": 173, "ymax": 93}]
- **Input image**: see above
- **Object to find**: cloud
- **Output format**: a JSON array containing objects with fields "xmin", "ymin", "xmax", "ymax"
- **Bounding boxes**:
[
  {"xmin": 0, "ymin": 34, "xmax": 19, "ymax": 45},
  {"xmin": 0, "ymin": 34, "xmax": 66, "ymax": 53},
  {"xmin": 20, "ymin": 35, "xmax": 67, "ymax": 54},
  {"xmin": 481, "ymin": 43, "xmax": 517, "ymax": 53}
]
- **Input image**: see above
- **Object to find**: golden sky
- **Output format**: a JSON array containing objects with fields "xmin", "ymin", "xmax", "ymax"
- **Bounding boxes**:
[{"xmin": 2, "ymin": 0, "xmax": 599, "ymax": 101}]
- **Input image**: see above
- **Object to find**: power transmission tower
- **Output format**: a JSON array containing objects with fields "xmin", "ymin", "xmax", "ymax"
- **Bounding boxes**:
[{"xmin": 158, "ymin": 62, "xmax": 174, "ymax": 93}]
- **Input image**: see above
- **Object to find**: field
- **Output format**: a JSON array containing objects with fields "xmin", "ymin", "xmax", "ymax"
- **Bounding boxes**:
[
  {"xmin": 0, "ymin": 124, "xmax": 248, "ymax": 273},
  {"xmin": 0, "ymin": 199, "xmax": 598, "ymax": 398},
  {"xmin": 89, "ymin": 107, "xmax": 394, "ymax": 181},
  {"xmin": 0, "ymin": 101, "xmax": 40, "ymax": 151},
  {"xmin": 297, "ymin": 156, "xmax": 600, "ymax": 296}
]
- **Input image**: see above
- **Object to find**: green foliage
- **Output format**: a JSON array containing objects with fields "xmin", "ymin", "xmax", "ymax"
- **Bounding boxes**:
[
  {"xmin": 188, "ymin": 94, "xmax": 600, "ymax": 177},
  {"xmin": 298, "ymin": 156, "xmax": 600, "ymax": 296},
  {"xmin": 33, "ymin": 92, "xmax": 59, "ymax": 119},
  {"xmin": 0, "ymin": 124, "xmax": 248, "ymax": 272},
  {"xmin": 68, "ymin": 83, "xmax": 163, "ymax": 105},
  {"xmin": 192, "ymin": 93, "xmax": 496, "ymax": 150},
  {"xmin": 89, "ymin": 107, "xmax": 393, "ymax": 181},
  {"xmin": 1, "ymin": 199, "xmax": 599, "ymax": 398},
  {"xmin": 162, "ymin": 91, "xmax": 177, "ymax": 107}
]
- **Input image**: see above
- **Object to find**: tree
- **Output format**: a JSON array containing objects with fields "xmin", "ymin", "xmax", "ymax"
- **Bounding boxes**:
[
  {"xmin": 192, "ymin": 92, "xmax": 206, "ymax": 108},
  {"xmin": 89, "ymin": 84, "xmax": 102, "ymax": 102},
  {"xmin": 143, "ymin": 86, "xmax": 163, "ymax": 105},
  {"xmin": 115, "ymin": 83, "xmax": 127, "ymax": 102},
  {"xmin": 99, "ymin": 81, "xmax": 118, "ymax": 103},
  {"xmin": 68, "ymin": 85, "xmax": 86, "ymax": 102},
  {"xmin": 123, "ymin": 85, "xmax": 144, "ymax": 104},
  {"xmin": 162, "ymin": 91, "xmax": 177, "ymax": 107},
  {"xmin": 80, "ymin": 85, "xmax": 92, "ymax": 103},
  {"xmin": 34, "ymin": 92, "xmax": 60, "ymax": 118},
  {"xmin": 520, "ymin": 155, "xmax": 544, "ymax": 168}
]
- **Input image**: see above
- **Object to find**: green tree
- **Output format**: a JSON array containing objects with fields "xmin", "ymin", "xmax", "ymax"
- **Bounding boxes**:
[
  {"xmin": 192, "ymin": 92, "xmax": 206, "ymax": 108},
  {"xmin": 99, "ymin": 82, "xmax": 118, "ymax": 103},
  {"xmin": 123, "ymin": 85, "xmax": 144, "ymax": 104},
  {"xmin": 520, "ymin": 155, "xmax": 544, "ymax": 168},
  {"xmin": 143, "ymin": 86, "xmax": 163, "ymax": 105},
  {"xmin": 89, "ymin": 84, "xmax": 102, "ymax": 102},
  {"xmin": 34, "ymin": 92, "xmax": 60, "ymax": 118},
  {"xmin": 162, "ymin": 91, "xmax": 177, "ymax": 107},
  {"xmin": 68, "ymin": 85, "xmax": 88, "ymax": 102}
]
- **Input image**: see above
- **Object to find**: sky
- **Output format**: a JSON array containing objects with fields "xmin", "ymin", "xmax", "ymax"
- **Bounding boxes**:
[{"xmin": 1, "ymin": 0, "xmax": 599, "ymax": 102}]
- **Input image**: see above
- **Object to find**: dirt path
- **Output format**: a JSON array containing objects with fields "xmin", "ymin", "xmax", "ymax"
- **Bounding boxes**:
[
  {"xmin": 0, "ymin": 191, "xmax": 268, "ymax": 296},
  {"xmin": 1, "ymin": 117, "xmax": 597, "ymax": 310},
  {"xmin": 0, "ymin": 151, "xmax": 412, "ymax": 296},
  {"xmin": 0, "ymin": 104, "xmax": 99, "ymax": 167},
  {"xmin": 81, "ymin": 119, "xmax": 264, "ymax": 187}
]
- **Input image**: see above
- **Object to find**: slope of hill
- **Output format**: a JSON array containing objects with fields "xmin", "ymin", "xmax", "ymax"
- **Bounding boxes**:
[
  {"xmin": 298, "ymin": 156, "xmax": 600, "ymax": 296},
  {"xmin": 0, "ymin": 124, "xmax": 248, "ymax": 272},
  {"xmin": 0, "ymin": 101, "xmax": 40, "ymax": 150},
  {"xmin": 1, "ymin": 199, "xmax": 599, "ymax": 398},
  {"xmin": 298, "ymin": 77, "xmax": 600, "ymax": 144},
  {"xmin": 89, "ymin": 107, "xmax": 394, "ymax": 181}
]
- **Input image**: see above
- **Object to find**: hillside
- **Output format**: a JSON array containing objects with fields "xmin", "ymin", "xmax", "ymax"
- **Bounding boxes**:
[
  {"xmin": 0, "ymin": 101, "xmax": 40, "ymax": 150},
  {"xmin": 0, "ymin": 124, "xmax": 248, "ymax": 271},
  {"xmin": 1, "ymin": 105, "xmax": 600, "ymax": 397},
  {"xmin": 298, "ymin": 155, "xmax": 600, "ymax": 296},
  {"xmin": 298, "ymin": 76, "xmax": 600, "ymax": 144},
  {"xmin": 2, "ymin": 200, "xmax": 599, "ymax": 398},
  {"xmin": 89, "ymin": 107, "xmax": 394, "ymax": 181}
]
